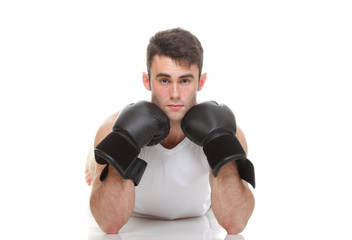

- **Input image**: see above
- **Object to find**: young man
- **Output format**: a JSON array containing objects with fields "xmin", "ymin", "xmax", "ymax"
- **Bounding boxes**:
[{"xmin": 86, "ymin": 28, "xmax": 255, "ymax": 235}]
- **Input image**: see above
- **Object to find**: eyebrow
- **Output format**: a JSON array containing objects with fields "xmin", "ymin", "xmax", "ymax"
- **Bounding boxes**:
[
  {"xmin": 179, "ymin": 74, "xmax": 195, "ymax": 79},
  {"xmin": 156, "ymin": 73, "xmax": 171, "ymax": 78},
  {"xmin": 155, "ymin": 73, "xmax": 195, "ymax": 79}
]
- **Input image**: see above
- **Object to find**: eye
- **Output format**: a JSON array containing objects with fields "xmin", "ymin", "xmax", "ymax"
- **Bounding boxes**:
[
  {"xmin": 160, "ymin": 79, "xmax": 168, "ymax": 84},
  {"xmin": 181, "ymin": 79, "xmax": 190, "ymax": 84}
]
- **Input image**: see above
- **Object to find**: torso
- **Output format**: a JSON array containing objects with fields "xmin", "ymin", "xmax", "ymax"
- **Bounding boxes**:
[{"xmin": 133, "ymin": 137, "xmax": 211, "ymax": 219}]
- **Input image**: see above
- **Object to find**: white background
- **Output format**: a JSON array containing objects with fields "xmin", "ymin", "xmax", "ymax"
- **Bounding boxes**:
[{"xmin": 1, "ymin": 0, "xmax": 351, "ymax": 239}]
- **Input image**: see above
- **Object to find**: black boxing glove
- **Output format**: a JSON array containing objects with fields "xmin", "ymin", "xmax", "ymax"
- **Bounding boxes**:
[
  {"xmin": 181, "ymin": 101, "xmax": 255, "ymax": 188},
  {"xmin": 95, "ymin": 101, "xmax": 170, "ymax": 185}
]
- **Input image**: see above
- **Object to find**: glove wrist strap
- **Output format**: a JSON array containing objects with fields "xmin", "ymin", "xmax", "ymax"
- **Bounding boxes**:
[
  {"xmin": 94, "ymin": 132, "xmax": 146, "ymax": 185},
  {"xmin": 203, "ymin": 134, "xmax": 256, "ymax": 188}
]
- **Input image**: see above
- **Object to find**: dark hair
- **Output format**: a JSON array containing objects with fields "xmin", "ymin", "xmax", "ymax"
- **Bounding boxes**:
[{"xmin": 146, "ymin": 28, "xmax": 204, "ymax": 79}]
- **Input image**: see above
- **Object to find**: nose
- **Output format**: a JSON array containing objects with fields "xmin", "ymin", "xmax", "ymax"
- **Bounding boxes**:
[{"xmin": 170, "ymin": 83, "xmax": 180, "ymax": 100}]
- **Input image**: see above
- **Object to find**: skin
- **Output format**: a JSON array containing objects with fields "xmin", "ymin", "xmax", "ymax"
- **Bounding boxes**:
[
  {"xmin": 89, "ymin": 55, "xmax": 254, "ymax": 234},
  {"xmin": 142, "ymin": 55, "xmax": 207, "ymax": 149}
]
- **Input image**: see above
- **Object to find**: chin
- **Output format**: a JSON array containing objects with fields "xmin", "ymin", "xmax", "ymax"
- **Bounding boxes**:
[{"xmin": 167, "ymin": 112, "xmax": 184, "ymax": 123}]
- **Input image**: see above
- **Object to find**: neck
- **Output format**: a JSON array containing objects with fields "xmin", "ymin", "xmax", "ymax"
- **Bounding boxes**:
[{"xmin": 161, "ymin": 121, "xmax": 185, "ymax": 149}]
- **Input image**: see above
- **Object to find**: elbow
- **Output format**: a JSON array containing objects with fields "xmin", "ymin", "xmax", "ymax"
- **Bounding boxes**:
[
  {"xmin": 94, "ymin": 215, "xmax": 128, "ymax": 234},
  {"xmin": 96, "ymin": 216, "xmax": 128, "ymax": 234},
  {"xmin": 90, "ymin": 194, "xmax": 130, "ymax": 234},
  {"xmin": 225, "ymin": 220, "xmax": 248, "ymax": 235},
  {"xmin": 90, "ymin": 204, "xmax": 127, "ymax": 234},
  {"xmin": 100, "ymin": 223, "xmax": 123, "ymax": 234}
]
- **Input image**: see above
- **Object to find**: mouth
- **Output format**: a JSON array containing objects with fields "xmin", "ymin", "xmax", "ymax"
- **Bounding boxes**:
[{"xmin": 167, "ymin": 104, "xmax": 184, "ymax": 111}]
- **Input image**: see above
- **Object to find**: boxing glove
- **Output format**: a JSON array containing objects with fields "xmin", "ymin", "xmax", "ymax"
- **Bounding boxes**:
[
  {"xmin": 181, "ymin": 101, "xmax": 255, "ymax": 188},
  {"xmin": 95, "ymin": 101, "xmax": 170, "ymax": 185}
]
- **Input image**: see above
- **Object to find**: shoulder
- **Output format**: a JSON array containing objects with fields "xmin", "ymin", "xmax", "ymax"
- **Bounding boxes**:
[
  {"xmin": 94, "ymin": 111, "xmax": 120, "ymax": 147},
  {"xmin": 236, "ymin": 126, "xmax": 248, "ymax": 154}
]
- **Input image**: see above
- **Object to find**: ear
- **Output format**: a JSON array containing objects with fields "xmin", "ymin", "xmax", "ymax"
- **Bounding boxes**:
[
  {"xmin": 197, "ymin": 73, "xmax": 207, "ymax": 91},
  {"xmin": 143, "ymin": 72, "xmax": 151, "ymax": 91}
]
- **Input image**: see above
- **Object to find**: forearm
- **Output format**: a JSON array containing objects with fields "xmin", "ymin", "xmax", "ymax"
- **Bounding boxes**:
[
  {"xmin": 90, "ymin": 165, "xmax": 135, "ymax": 234},
  {"xmin": 210, "ymin": 161, "xmax": 255, "ymax": 234}
]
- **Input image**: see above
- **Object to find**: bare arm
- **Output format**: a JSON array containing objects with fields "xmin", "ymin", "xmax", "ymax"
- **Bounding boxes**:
[
  {"xmin": 89, "ymin": 112, "xmax": 135, "ymax": 234},
  {"xmin": 210, "ymin": 127, "xmax": 255, "ymax": 234}
]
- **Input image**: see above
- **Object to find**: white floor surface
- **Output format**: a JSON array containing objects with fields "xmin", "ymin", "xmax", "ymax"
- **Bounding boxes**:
[{"xmin": 88, "ymin": 208, "xmax": 244, "ymax": 240}]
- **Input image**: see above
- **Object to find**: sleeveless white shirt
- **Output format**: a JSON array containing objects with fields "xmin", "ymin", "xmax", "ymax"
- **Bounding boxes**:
[{"xmin": 133, "ymin": 137, "xmax": 211, "ymax": 220}]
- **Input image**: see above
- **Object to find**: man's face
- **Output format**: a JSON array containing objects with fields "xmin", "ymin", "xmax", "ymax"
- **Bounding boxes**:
[{"xmin": 143, "ymin": 55, "xmax": 206, "ymax": 123}]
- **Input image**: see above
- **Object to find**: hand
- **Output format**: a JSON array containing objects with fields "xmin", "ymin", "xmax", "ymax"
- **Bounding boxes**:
[
  {"xmin": 95, "ymin": 101, "xmax": 170, "ymax": 185},
  {"xmin": 181, "ymin": 101, "xmax": 255, "ymax": 188}
]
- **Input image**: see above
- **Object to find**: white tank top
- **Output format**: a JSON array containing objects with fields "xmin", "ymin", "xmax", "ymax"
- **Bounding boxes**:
[{"xmin": 133, "ymin": 137, "xmax": 211, "ymax": 220}]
